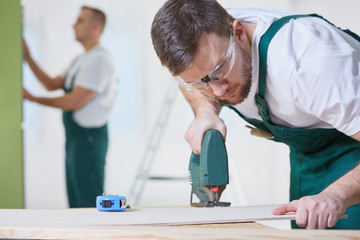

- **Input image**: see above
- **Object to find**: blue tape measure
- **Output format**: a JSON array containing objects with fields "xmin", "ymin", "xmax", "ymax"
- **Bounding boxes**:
[{"xmin": 96, "ymin": 195, "xmax": 127, "ymax": 212}]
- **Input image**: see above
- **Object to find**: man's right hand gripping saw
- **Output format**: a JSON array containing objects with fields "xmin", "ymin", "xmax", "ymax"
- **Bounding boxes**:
[{"xmin": 180, "ymin": 85, "xmax": 227, "ymax": 154}]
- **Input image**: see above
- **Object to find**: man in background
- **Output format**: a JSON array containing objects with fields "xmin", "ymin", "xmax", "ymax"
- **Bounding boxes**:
[{"xmin": 23, "ymin": 6, "xmax": 117, "ymax": 208}]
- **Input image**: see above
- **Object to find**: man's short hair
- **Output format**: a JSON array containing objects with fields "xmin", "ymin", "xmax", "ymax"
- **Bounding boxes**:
[
  {"xmin": 82, "ymin": 6, "xmax": 106, "ymax": 33},
  {"xmin": 151, "ymin": 0, "xmax": 235, "ymax": 76}
]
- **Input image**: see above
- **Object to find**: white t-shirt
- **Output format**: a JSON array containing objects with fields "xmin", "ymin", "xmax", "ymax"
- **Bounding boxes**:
[
  {"xmin": 63, "ymin": 45, "xmax": 117, "ymax": 128},
  {"xmin": 228, "ymin": 8, "xmax": 360, "ymax": 136}
]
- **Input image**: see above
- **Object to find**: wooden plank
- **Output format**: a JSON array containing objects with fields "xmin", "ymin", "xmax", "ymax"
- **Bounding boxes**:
[
  {"xmin": 0, "ymin": 205, "xmax": 358, "ymax": 239},
  {"xmin": 0, "ymin": 205, "xmax": 295, "ymax": 227},
  {"xmin": 0, "ymin": 0, "xmax": 24, "ymax": 209},
  {"xmin": 1, "ymin": 226, "xmax": 360, "ymax": 240}
]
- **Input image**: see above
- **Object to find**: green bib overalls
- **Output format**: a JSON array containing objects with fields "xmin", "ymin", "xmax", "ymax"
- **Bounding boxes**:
[
  {"xmin": 227, "ymin": 14, "xmax": 360, "ymax": 229},
  {"xmin": 63, "ymin": 70, "xmax": 108, "ymax": 208}
]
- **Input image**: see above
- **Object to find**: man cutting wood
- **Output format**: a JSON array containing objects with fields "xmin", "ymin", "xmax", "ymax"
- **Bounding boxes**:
[{"xmin": 150, "ymin": 0, "xmax": 360, "ymax": 229}]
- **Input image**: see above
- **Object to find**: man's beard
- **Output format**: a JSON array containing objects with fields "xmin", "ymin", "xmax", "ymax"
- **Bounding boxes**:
[{"xmin": 216, "ymin": 46, "xmax": 252, "ymax": 106}]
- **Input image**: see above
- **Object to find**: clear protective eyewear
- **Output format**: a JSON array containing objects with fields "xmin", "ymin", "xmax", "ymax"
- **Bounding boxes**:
[{"xmin": 178, "ymin": 28, "xmax": 235, "ymax": 92}]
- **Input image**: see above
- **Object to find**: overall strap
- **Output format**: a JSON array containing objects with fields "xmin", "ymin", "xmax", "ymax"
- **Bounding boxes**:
[
  {"xmin": 258, "ymin": 14, "xmax": 318, "ymax": 99},
  {"xmin": 257, "ymin": 13, "xmax": 360, "ymax": 123},
  {"xmin": 63, "ymin": 57, "xmax": 82, "ymax": 93},
  {"xmin": 63, "ymin": 73, "xmax": 78, "ymax": 93}
]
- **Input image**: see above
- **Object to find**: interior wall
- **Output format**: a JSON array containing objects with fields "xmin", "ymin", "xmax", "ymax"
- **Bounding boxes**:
[
  {"xmin": 22, "ymin": 0, "xmax": 360, "ymax": 211},
  {"xmin": 0, "ymin": 0, "xmax": 23, "ymax": 209}
]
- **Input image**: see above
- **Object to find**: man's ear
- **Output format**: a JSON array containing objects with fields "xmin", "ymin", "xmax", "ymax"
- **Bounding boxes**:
[
  {"xmin": 232, "ymin": 20, "xmax": 247, "ymax": 44},
  {"xmin": 92, "ymin": 22, "xmax": 102, "ymax": 35}
]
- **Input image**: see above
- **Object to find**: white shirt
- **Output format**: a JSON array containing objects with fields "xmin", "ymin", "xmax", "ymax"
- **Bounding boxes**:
[
  {"xmin": 228, "ymin": 8, "xmax": 360, "ymax": 136},
  {"xmin": 63, "ymin": 45, "xmax": 117, "ymax": 128}
]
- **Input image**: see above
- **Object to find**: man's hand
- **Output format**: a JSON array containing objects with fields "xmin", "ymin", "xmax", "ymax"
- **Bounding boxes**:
[
  {"xmin": 23, "ymin": 40, "xmax": 64, "ymax": 91},
  {"xmin": 178, "ymin": 84, "xmax": 225, "ymax": 154},
  {"xmin": 272, "ymin": 192, "xmax": 346, "ymax": 229},
  {"xmin": 185, "ymin": 113, "xmax": 226, "ymax": 155},
  {"xmin": 23, "ymin": 88, "xmax": 34, "ymax": 101}
]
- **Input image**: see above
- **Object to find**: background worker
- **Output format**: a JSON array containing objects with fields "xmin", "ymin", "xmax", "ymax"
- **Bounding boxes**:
[
  {"xmin": 23, "ymin": 6, "xmax": 117, "ymax": 208},
  {"xmin": 151, "ymin": 0, "xmax": 360, "ymax": 229}
]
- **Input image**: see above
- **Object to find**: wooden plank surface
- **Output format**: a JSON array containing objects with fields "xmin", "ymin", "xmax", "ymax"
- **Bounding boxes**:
[
  {"xmin": 1, "ymin": 225, "xmax": 360, "ymax": 240},
  {"xmin": 0, "ymin": 205, "xmax": 358, "ymax": 239},
  {"xmin": 0, "ymin": 204, "xmax": 294, "ymax": 227}
]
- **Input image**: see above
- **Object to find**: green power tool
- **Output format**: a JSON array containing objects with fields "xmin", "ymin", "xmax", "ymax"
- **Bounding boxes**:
[{"xmin": 188, "ymin": 129, "xmax": 231, "ymax": 207}]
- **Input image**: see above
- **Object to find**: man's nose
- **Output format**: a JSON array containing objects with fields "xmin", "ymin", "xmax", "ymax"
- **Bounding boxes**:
[{"xmin": 209, "ymin": 79, "xmax": 228, "ymax": 97}]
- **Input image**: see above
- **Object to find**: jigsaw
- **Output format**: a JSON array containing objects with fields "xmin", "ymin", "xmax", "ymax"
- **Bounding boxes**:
[{"xmin": 188, "ymin": 129, "xmax": 231, "ymax": 207}]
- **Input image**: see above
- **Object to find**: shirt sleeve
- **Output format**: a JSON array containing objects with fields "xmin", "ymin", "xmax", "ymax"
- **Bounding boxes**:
[
  {"xmin": 292, "ymin": 39, "xmax": 360, "ymax": 136},
  {"xmin": 75, "ymin": 51, "xmax": 115, "ymax": 93},
  {"xmin": 61, "ymin": 56, "xmax": 80, "ymax": 77}
]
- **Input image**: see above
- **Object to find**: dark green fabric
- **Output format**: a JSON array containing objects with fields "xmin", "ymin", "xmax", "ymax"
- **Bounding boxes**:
[
  {"xmin": 63, "ymin": 112, "xmax": 108, "ymax": 208},
  {"xmin": 226, "ymin": 14, "xmax": 360, "ymax": 229},
  {"xmin": 62, "ymin": 71, "xmax": 108, "ymax": 208}
]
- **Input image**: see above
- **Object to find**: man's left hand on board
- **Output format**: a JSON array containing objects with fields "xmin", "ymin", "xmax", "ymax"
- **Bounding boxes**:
[{"xmin": 272, "ymin": 192, "xmax": 346, "ymax": 229}]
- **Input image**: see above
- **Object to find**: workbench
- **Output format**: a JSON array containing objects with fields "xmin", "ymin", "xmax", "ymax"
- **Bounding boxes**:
[{"xmin": 0, "ymin": 206, "xmax": 359, "ymax": 239}]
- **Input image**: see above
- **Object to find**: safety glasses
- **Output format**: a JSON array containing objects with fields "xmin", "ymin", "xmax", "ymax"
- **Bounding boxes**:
[{"xmin": 178, "ymin": 28, "xmax": 235, "ymax": 92}]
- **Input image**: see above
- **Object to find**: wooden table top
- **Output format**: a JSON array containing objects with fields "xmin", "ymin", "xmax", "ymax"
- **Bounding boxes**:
[
  {"xmin": 0, "ymin": 207, "xmax": 359, "ymax": 239},
  {"xmin": 1, "ymin": 222, "xmax": 360, "ymax": 240}
]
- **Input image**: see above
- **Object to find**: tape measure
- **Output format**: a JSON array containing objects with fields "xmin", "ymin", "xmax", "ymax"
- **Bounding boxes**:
[{"xmin": 96, "ymin": 195, "xmax": 127, "ymax": 212}]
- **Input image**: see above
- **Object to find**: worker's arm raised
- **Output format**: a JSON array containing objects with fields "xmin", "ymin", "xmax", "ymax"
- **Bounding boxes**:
[
  {"xmin": 180, "ymin": 85, "xmax": 226, "ymax": 155},
  {"xmin": 23, "ymin": 86, "xmax": 96, "ymax": 111},
  {"xmin": 272, "ymin": 130, "xmax": 360, "ymax": 229},
  {"xmin": 23, "ymin": 41, "xmax": 64, "ymax": 91}
]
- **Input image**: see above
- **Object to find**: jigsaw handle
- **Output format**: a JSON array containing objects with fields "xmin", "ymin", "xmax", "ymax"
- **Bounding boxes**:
[{"xmin": 198, "ymin": 129, "xmax": 229, "ymax": 186}]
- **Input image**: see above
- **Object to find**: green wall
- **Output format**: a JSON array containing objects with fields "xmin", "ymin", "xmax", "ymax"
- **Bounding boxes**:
[{"xmin": 0, "ymin": 0, "xmax": 24, "ymax": 208}]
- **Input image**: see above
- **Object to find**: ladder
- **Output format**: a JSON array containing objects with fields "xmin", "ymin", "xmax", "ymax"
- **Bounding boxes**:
[{"xmin": 128, "ymin": 80, "xmax": 180, "ymax": 206}]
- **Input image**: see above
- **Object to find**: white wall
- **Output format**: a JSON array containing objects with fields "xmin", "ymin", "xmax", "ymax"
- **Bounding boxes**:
[{"xmin": 22, "ymin": 0, "xmax": 360, "ymax": 215}]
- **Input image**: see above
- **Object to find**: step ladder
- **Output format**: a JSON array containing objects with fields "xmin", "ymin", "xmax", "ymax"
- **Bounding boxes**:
[{"xmin": 128, "ymin": 80, "xmax": 182, "ymax": 206}]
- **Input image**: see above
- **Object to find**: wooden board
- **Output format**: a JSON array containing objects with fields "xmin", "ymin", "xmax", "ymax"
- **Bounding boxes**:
[
  {"xmin": 0, "ymin": 205, "xmax": 358, "ymax": 240},
  {"xmin": 0, "ymin": 204, "xmax": 294, "ymax": 227},
  {"xmin": 1, "ymin": 225, "xmax": 360, "ymax": 240}
]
